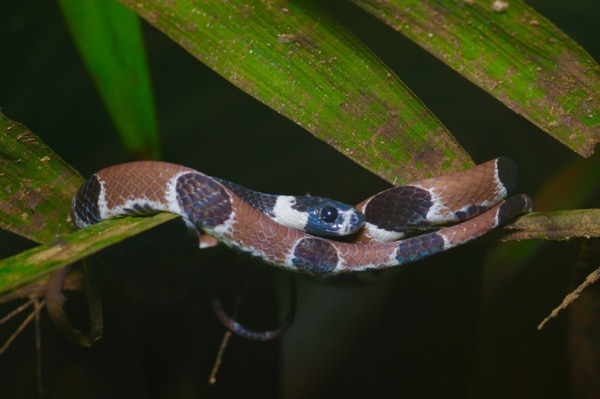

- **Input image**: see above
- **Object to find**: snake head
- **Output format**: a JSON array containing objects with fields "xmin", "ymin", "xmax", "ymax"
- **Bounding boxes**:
[
  {"xmin": 271, "ymin": 195, "xmax": 364, "ymax": 236},
  {"xmin": 300, "ymin": 198, "xmax": 365, "ymax": 236}
]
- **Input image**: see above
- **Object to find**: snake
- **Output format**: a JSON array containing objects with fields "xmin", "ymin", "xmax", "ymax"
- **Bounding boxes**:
[
  {"xmin": 70, "ymin": 157, "xmax": 532, "ymax": 339},
  {"xmin": 71, "ymin": 157, "xmax": 531, "ymax": 273}
]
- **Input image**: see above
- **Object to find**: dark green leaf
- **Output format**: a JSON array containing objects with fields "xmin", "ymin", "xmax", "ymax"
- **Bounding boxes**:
[
  {"xmin": 120, "ymin": 0, "xmax": 474, "ymax": 183},
  {"xmin": 353, "ymin": 0, "xmax": 600, "ymax": 156}
]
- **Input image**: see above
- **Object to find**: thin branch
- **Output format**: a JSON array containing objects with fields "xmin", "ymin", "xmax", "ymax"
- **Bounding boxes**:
[
  {"xmin": 500, "ymin": 209, "xmax": 600, "ymax": 241},
  {"xmin": 538, "ymin": 265, "xmax": 600, "ymax": 330}
]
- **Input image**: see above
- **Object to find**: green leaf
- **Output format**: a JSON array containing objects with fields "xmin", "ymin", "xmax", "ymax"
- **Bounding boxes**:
[
  {"xmin": 0, "ymin": 112, "xmax": 82, "ymax": 244},
  {"xmin": 0, "ymin": 213, "xmax": 177, "ymax": 295},
  {"xmin": 119, "ymin": 0, "xmax": 474, "ymax": 183},
  {"xmin": 59, "ymin": 0, "xmax": 160, "ymax": 160},
  {"xmin": 353, "ymin": 0, "xmax": 600, "ymax": 157}
]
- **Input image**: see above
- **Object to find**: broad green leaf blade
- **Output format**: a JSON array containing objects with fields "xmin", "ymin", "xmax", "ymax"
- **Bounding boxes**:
[
  {"xmin": 120, "ymin": 0, "xmax": 473, "ymax": 183},
  {"xmin": 0, "ymin": 213, "xmax": 177, "ymax": 295},
  {"xmin": 353, "ymin": 0, "xmax": 600, "ymax": 157},
  {"xmin": 0, "ymin": 113, "xmax": 82, "ymax": 244},
  {"xmin": 59, "ymin": 0, "xmax": 160, "ymax": 160}
]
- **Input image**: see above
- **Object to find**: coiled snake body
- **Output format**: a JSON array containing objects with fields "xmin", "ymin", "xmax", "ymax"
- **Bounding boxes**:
[{"xmin": 71, "ymin": 157, "xmax": 532, "ymax": 274}]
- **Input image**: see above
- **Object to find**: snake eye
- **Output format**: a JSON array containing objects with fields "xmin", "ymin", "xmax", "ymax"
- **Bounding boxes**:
[{"xmin": 321, "ymin": 206, "xmax": 339, "ymax": 224}]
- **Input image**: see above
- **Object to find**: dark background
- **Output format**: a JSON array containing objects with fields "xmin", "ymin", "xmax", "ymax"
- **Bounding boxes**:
[{"xmin": 1, "ymin": 0, "xmax": 599, "ymax": 398}]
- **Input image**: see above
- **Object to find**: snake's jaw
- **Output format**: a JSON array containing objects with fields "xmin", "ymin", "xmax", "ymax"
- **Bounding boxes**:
[{"xmin": 336, "ymin": 208, "xmax": 365, "ymax": 236}]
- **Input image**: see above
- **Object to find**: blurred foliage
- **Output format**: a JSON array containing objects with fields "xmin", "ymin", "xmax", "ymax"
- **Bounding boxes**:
[{"xmin": 58, "ymin": 0, "xmax": 160, "ymax": 160}]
